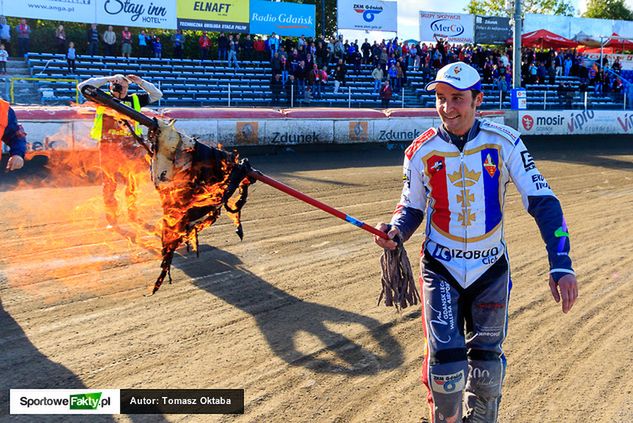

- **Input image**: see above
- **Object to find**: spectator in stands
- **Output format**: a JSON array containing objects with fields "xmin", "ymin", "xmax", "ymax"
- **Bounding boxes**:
[
  {"xmin": 152, "ymin": 37, "xmax": 162, "ymax": 59},
  {"xmin": 332, "ymin": 59, "xmax": 346, "ymax": 94},
  {"xmin": 548, "ymin": 62, "xmax": 556, "ymax": 85},
  {"xmin": 494, "ymin": 73, "xmax": 508, "ymax": 102},
  {"xmin": 361, "ymin": 38, "xmax": 371, "ymax": 64},
  {"xmin": 199, "ymin": 32, "xmax": 211, "ymax": 61},
  {"xmin": 87, "ymin": 24, "xmax": 99, "ymax": 55},
  {"xmin": 380, "ymin": 80, "xmax": 392, "ymax": 108},
  {"xmin": 253, "ymin": 36, "xmax": 265, "ymax": 61},
  {"xmin": 16, "ymin": 19, "xmax": 31, "ymax": 58},
  {"xmin": 388, "ymin": 63, "xmax": 398, "ymax": 92},
  {"xmin": 271, "ymin": 51, "xmax": 281, "ymax": 76},
  {"xmin": 308, "ymin": 63, "xmax": 320, "ymax": 99},
  {"xmin": 352, "ymin": 49, "xmax": 362, "ymax": 76},
  {"xmin": 0, "ymin": 44, "xmax": 7, "ymax": 74},
  {"xmin": 372, "ymin": 64, "xmax": 383, "ymax": 94},
  {"xmin": 270, "ymin": 73, "xmax": 283, "ymax": 106},
  {"xmin": 66, "ymin": 41, "xmax": 76, "ymax": 74},
  {"xmin": 138, "ymin": 30, "xmax": 148, "ymax": 57},
  {"xmin": 268, "ymin": 32, "xmax": 279, "ymax": 58},
  {"xmin": 564, "ymin": 55, "xmax": 572, "ymax": 77},
  {"xmin": 315, "ymin": 65, "xmax": 327, "ymax": 99},
  {"xmin": 554, "ymin": 51, "xmax": 563, "ymax": 76},
  {"xmin": 172, "ymin": 29, "xmax": 185, "ymax": 59},
  {"xmin": 613, "ymin": 58, "xmax": 622, "ymax": 74},
  {"xmin": 0, "ymin": 16, "xmax": 10, "ymax": 57},
  {"xmin": 294, "ymin": 60, "xmax": 307, "ymax": 98},
  {"xmin": 280, "ymin": 55, "xmax": 289, "ymax": 85},
  {"xmin": 298, "ymin": 35, "xmax": 306, "ymax": 50},
  {"xmin": 0, "ymin": 96, "xmax": 27, "ymax": 171},
  {"xmin": 217, "ymin": 33, "xmax": 228, "ymax": 60},
  {"xmin": 121, "ymin": 27, "xmax": 132, "ymax": 59},
  {"xmin": 102, "ymin": 26, "xmax": 116, "ymax": 56},
  {"xmin": 537, "ymin": 62, "xmax": 548, "ymax": 84},
  {"xmin": 227, "ymin": 34, "xmax": 239, "ymax": 70},
  {"xmin": 242, "ymin": 35, "xmax": 253, "ymax": 61},
  {"xmin": 55, "ymin": 25, "xmax": 66, "ymax": 55},
  {"xmin": 77, "ymin": 73, "xmax": 162, "ymax": 226}
]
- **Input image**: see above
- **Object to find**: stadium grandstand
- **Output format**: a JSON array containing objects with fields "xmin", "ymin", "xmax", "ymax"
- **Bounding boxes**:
[{"xmin": 18, "ymin": 49, "xmax": 631, "ymax": 110}]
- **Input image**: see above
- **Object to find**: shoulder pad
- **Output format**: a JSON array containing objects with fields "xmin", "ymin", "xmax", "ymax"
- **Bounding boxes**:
[
  {"xmin": 479, "ymin": 119, "xmax": 520, "ymax": 145},
  {"xmin": 405, "ymin": 127, "xmax": 437, "ymax": 160}
]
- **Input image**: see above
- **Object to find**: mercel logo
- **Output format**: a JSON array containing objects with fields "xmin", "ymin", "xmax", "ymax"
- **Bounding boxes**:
[{"xmin": 69, "ymin": 392, "xmax": 105, "ymax": 410}]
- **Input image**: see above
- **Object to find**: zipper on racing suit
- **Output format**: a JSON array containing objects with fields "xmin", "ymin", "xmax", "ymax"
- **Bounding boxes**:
[{"xmin": 460, "ymin": 151, "xmax": 468, "ymax": 286}]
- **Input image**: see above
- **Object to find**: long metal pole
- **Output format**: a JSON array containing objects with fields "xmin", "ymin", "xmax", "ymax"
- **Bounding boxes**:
[
  {"xmin": 512, "ymin": 0, "xmax": 522, "ymax": 89},
  {"xmin": 248, "ymin": 170, "xmax": 389, "ymax": 240}
]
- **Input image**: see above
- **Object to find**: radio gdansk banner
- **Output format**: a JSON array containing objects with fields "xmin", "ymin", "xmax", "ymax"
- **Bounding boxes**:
[
  {"xmin": 337, "ymin": 0, "xmax": 397, "ymax": 32},
  {"xmin": 250, "ymin": 0, "xmax": 315, "ymax": 37},
  {"xmin": 419, "ymin": 11, "xmax": 474, "ymax": 44},
  {"xmin": 518, "ymin": 110, "xmax": 633, "ymax": 135},
  {"xmin": 1, "ymin": 0, "xmax": 177, "ymax": 29}
]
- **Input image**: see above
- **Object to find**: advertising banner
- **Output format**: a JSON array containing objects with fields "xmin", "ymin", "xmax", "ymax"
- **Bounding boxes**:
[
  {"xmin": 584, "ymin": 53, "xmax": 633, "ymax": 70},
  {"xmin": 177, "ymin": 0, "xmax": 249, "ymax": 33},
  {"xmin": 419, "ymin": 12, "xmax": 474, "ymax": 44},
  {"xmin": 518, "ymin": 110, "xmax": 633, "ymax": 135},
  {"xmin": 250, "ymin": 0, "xmax": 315, "ymax": 37},
  {"xmin": 474, "ymin": 15, "xmax": 511, "ymax": 45},
  {"xmin": 96, "ymin": 0, "xmax": 176, "ymax": 29},
  {"xmin": 337, "ymin": 0, "xmax": 397, "ymax": 32},
  {"xmin": 1, "ymin": 0, "xmax": 96, "ymax": 24}
]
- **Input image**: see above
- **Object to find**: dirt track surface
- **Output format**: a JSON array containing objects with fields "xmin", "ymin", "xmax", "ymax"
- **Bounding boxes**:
[{"xmin": 1, "ymin": 138, "xmax": 633, "ymax": 423}]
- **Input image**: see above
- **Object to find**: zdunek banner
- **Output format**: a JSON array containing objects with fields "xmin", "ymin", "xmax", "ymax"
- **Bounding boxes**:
[{"xmin": 337, "ymin": 0, "xmax": 398, "ymax": 32}]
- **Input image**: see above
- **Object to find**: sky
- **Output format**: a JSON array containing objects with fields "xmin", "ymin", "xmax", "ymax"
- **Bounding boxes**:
[{"xmin": 339, "ymin": 0, "xmax": 633, "ymax": 43}]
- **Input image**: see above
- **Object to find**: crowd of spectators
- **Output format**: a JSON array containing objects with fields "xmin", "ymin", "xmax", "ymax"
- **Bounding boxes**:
[{"xmin": 0, "ymin": 17, "xmax": 630, "ymax": 106}]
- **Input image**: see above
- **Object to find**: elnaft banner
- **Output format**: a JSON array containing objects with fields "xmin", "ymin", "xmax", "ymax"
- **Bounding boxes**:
[
  {"xmin": 177, "ymin": 0, "xmax": 249, "ymax": 33},
  {"xmin": 250, "ymin": 0, "xmax": 315, "ymax": 37},
  {"xmin": 1, "ymin": 0, "xmax": 97, "ymax": 24},
  {"xmin": 337, "ymin": 0, "xmax": 397, "ymax": 32},
  {"xmin": 419, "ymin": 12, "xmax": 475, "ymax": 44},
  {"xmin": 97, "ymin": 0, "xmax": 176, "ymax": 29}
]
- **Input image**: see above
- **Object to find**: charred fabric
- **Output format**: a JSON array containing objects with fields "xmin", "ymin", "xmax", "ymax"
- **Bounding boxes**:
[{"xmin": 80, "ymin": 85, "xmax": 419, "ymax": 309}]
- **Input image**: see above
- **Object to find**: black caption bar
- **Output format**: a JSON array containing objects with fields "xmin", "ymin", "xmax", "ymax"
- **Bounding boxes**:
[{"xmin": 120, "ymin": 389, "xmax": 244, "ymax": 414}]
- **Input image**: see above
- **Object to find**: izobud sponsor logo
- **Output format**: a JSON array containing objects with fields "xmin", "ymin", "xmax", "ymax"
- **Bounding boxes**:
[{"xmin": 10, "ymin": 389, "xmax": 120, "ymax": 414}]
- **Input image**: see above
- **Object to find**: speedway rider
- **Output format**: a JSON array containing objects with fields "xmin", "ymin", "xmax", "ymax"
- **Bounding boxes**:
[{"xmin": 374, "ymin": 62, "xmax": 578, "ymax": 422}]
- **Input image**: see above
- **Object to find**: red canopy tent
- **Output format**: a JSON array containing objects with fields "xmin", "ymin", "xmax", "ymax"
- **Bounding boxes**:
[
  {"xmin": 519, "ymin": 29, "xmax": 578, "ymax": 49},
  {"xmin": 604, "ymin": 33, "xmax": 633, "ymax": 52}
]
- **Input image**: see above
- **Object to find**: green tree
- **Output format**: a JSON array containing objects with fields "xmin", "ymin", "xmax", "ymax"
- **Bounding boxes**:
[
  {"xmin": 583, "ymin": 0, "xmax": 633, "ymax": 20},
  {"xmin": 465, "ymin": 0, "xmax": 574, "ymax": 17}
]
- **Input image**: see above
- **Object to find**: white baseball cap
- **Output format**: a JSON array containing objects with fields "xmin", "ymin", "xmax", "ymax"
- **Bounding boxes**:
[{"xmin": 425, "ymin": 62, "xmax": 482, "ymax": 92}]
